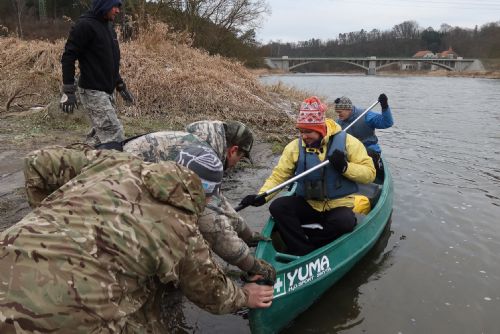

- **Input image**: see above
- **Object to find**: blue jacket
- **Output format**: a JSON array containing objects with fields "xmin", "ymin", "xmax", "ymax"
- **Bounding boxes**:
[{"xmin": 337, "ymin": 106, "xmax": 393, "ymax": 153}]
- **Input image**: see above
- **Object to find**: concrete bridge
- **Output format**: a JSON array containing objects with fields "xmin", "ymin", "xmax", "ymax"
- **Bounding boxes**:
[{"xmin": 264, "ymin": 56, "xmax": 484, "ymax": 75}]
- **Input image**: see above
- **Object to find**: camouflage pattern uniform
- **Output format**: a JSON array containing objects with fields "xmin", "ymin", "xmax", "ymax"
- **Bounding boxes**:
[
  {"xmin": 78, "ymin": 88, "xmax": 125, "ymax": 145},
  {"xmin": 123, "ymin": 121, "xmax": 271, "ymax": 275},
  {"xmin": 0, "ymin": 147, "xmax": 247, "ymax": 333}
]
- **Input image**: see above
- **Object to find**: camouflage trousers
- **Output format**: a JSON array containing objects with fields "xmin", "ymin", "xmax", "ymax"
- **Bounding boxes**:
[{"xmin": 78, "ymin": 88, "xmax": 125, "ymax": 145}]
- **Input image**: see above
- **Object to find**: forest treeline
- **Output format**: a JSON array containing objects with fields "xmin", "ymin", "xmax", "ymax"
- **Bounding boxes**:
[
  {"xmin": 260, "ymin": 20, "xmax": 500, "ymax": 72},
  {"xmin": 1, "ymin": 0, "xmax": 269, "ymax": 67},
  {"xmin": 1, "ymin": 0, "xmax": 499, "ymax": 70}
]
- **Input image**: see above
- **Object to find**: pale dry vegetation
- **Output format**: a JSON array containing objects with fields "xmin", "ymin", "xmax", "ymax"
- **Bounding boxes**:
[
  {"xmin": 0, "ymin": 22, "xmax": 301, "ymax": 138},
  {"xmin": 0, "ymin": 37, "xmax": 62, "ymax": 112}
]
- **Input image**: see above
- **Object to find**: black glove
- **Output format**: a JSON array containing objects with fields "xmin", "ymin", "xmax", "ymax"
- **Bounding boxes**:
[
  {"xmin": 329, "ymin": 149, "xmax": 348, "ymax": 174},
  {"xmin": 116, "ymin": 81, "xmax": 135, "ymax": 105},
  {"xmin": 60, "ymin": 84, "xmax": 78, "ymax": 113},
  {"xmin": 247, "ymin": 259, "xmax": 276, "ymax": 285},
  {"xmin": 239, "ymin": 194, "xmax": 266, "ymax": 207},
  {"xmin": 378, "ymin": 93, "xmax": 388, "ymax": 110},
  {"xmin": 334, "ymin": 97, "xmax": 340, "ymax": 104}
]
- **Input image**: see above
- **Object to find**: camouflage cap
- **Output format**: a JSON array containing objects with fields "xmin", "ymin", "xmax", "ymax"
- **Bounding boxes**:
[{"xmin": 224, "ymin": 121, "xmax": 254, "ymax": 160}]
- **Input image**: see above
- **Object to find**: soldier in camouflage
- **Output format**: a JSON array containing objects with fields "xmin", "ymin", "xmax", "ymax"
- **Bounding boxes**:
[
  {"xmin": 122, "ymin": 120, "xmax": 275, "ymax": 280},
  {"xmin": 0, "ymin": 146, "xmax": 274, "ymax": 333}
]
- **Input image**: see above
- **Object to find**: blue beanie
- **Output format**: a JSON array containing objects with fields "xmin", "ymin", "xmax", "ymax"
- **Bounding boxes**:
[{"xmin": 91, "ymin": 0, "xmax": 122, "ymax": 18}]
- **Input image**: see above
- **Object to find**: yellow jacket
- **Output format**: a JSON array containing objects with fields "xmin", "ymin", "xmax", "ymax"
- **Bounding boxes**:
[{"xmin": 259, "ymin": 119, "xmax": 375, "ymax": 212}]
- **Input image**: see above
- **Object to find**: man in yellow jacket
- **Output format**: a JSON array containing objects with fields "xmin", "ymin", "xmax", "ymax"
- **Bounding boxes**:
[{"xmin": 240, "ymin": 97, "xmax": 375, "ymax": 256}]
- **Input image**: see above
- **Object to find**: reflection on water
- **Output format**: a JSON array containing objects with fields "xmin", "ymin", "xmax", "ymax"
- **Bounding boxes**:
[{"xmin": 176, "ymin": 75, "xmax": 500, "ymax": 333}]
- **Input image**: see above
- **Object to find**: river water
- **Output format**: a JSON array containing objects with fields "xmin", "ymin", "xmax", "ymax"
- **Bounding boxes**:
[{"xmin": 186, "ymin": 74, "xmax": 500, "ymax": 333}]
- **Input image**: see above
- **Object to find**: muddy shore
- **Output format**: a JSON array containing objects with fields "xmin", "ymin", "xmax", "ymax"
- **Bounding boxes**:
[
  {"xmin": 0, "ymin": 107, "xmax": 281, "ymax": 332},
  {"xmin": 0, "ymin": 110, "xmax": 278, "ymax": 231}
]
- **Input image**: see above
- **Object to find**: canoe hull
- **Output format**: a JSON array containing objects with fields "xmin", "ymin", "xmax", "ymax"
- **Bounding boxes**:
[{"xmin": 249, "ymin": 160, "xmax": 393, "ymax": 334}]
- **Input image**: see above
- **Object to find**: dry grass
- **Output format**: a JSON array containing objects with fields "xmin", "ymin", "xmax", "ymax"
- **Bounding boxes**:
[
  {"xmin": 481, "ymin": 58, "xmax": 500, "ymax": 71},
  {"xmin": 0, "ymin": 22, "xmax": 296, "ymax": 137},
  {"xmin": 0, "ymin": 38, "xmax": 62, "ymax": 111}
]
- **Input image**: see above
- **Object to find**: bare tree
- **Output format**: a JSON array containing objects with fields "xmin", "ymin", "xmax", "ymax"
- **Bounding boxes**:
[
  {"xmin": 11, "ymin": 0, "xmax": 26, "ymax": 38},
  {"xmin": 170, "ymin": 0, "xmax": 270, "ymax": 33},
  {"xmin": 440, "ymin": 23, "xmax": 452, "ymax": 33},
  {"xmin": 392, "ymin": 20, "xmax": 420, "ymax": 39}
]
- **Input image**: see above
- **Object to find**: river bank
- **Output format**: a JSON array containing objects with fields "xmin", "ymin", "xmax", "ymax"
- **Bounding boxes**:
[
  {"xmin": 0, "ymin": 23, "xmax": 308, "ymax": 229},
  {"xmin": 250, "ymin": 62, "xmax": 500, "ymax": 79},
  {"xmin": 253, "ymin": 69, "xmax": 500, "ymax": 79}
]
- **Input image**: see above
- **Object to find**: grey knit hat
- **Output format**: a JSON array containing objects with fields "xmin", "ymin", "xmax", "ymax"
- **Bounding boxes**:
[
  {"xmin": 334, "ymin": 96, "xmax": 353, "ymax": 110},
  {"xmin": 176, "ymin": 145, "xmax": 223, "ymax": 196}
]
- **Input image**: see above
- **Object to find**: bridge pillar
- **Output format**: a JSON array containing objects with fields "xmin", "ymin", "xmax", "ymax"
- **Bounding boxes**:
[
  {"xmin": 280, "ymin": 56, "xmax": 289, "ymax": 72},
  {"xmin": 367, "ymin": 56, "xmax": 376, "ymax": 75}
]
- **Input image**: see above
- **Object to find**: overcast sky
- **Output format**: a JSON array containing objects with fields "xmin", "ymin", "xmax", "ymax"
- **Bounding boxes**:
[{"xmin": 256, "ymin": 0, "xmax": 500, "ymax": 43}]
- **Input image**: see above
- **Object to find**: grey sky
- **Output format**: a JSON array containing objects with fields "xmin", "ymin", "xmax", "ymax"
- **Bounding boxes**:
[{"xmin": 256, "ymin": 0, "xmax": 500, "ymax": 43}]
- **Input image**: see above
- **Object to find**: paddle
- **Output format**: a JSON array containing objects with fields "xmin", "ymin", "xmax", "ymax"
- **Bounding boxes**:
[{"xmin": 235, "ymin": 100, "xmax": 380, "ymax": 212}]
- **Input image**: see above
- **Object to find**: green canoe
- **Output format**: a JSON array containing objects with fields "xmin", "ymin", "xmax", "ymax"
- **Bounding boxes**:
[{"xmin": 248, "ymin": 159, "xmax": 394, "ymax": 333}]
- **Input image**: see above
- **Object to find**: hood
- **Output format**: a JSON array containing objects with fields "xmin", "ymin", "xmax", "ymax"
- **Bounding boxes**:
[
  {"xmin": 141, "ymin": 162, "xmax": 205, "ymax": 215},
  {"xmin": 324, "ymin": 118, "xmax": 342, "ymax": 140},
  {"xmin": 91, "ymin": 0, "xmax": 122, "ymax": 18},
  {"xmin": 185, "ymin": 121, "xmax": 227, "ymax": 163}
]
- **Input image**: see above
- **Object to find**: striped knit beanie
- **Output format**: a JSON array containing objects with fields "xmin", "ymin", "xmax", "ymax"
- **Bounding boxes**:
[
  {"xmin": 176, "ymin": 145, "xmax": 223, "ymax": 196},
  {"xmin": 296, "ymin": 96, "xmax": 327, "ymax": 137}
]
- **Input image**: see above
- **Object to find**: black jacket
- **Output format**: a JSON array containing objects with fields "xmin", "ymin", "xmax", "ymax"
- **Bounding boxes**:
[{"xmin": 61, "ymin": 11, "xmax": 122, "ymax": 94}]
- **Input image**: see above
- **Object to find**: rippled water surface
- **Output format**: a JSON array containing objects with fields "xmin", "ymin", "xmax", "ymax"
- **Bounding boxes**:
[{"xmin": 190, "ymin": 74, "xmax": 500, "ymax": 333}]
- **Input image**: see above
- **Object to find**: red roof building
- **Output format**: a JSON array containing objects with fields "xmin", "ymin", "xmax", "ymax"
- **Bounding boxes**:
[
  {"xmin": 438, "ymin": 47, "xmax": 458, "ymax": 59},
  {"xmin": 412, "ymin": 50, "xmax": 436, "ymax": 58}
]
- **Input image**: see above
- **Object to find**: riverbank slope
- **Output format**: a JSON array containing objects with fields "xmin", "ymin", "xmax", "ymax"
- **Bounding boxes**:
[{"xmin": 0, "ymin": 23, "xmax": 312, "ymax": 228}]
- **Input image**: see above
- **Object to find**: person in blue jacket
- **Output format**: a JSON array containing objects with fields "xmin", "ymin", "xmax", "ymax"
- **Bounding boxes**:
[{"xmin": 334, "ymin": 94, "xmax": 393, "ymax": 177}]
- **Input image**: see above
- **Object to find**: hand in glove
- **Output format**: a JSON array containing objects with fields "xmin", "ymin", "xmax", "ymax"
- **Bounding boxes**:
[
  {"xmin": 329, "ymin": 149, "xmax": 348, "ymax": 174},
  {"xmin": 246, "ymin": 231, "xmax": 272, "ymax": 247},
  {"xmin": 239, "ymin": 194, "xmax": 266, "ymax": 208},
  {"xmin": 378, "ymin": 93, "xmax": 389, "ymax": 110},
  {"xmin": 246, "ymin": 259, "xmax": 276, "ymax": 286},
  {"xmin": 116, "ymin": 82, "xmax": 135, "ymax": 105},
  {"xmin": 60, "ymin": 84, "xmax": 78, "ymax": 113}
]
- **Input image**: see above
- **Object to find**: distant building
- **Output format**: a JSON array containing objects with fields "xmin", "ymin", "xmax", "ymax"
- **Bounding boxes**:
[
  {"xmin": 405, "ymin": 48, "xmax": 460, "ymax": 71},
  {"xmin": 400, "ymin": 63, "xmax": 416, "ymax": 70},
  {"xmin": 438, "ymin": 47, "xmax": 458, "ymax": 59},
  {"xmin": 407, "ymin": 50, "xmax": 435, "ymax": 70},
  {"xmin": 412, "ymin": 50, "xmax": 436, "ymax": 58}
]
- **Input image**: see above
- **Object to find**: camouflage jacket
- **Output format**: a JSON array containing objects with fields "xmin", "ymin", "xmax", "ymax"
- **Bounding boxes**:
[
  {"xmin": 1, "ymin": 146, "xmax": 247, "ymax": 333},
  {"xmin": 123, "ymin": 122, "xmax": 258, "ymax": 272}
]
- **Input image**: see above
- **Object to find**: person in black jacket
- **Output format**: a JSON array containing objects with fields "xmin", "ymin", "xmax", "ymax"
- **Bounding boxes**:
[{"xmin": 60, "ymin": 0, "xmax": 134, "ymax": 146}]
